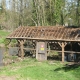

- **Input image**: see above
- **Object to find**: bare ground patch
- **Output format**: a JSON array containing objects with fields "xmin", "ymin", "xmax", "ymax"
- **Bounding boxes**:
[{"xmin": 0, "ymin": 76, "xmax": 16, "ymax": 80}]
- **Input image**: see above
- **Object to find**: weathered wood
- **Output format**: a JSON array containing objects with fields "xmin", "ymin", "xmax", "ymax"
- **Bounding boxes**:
[
  {"xmin": 6, "ymin": 26, "xmax": 80, "ymax": 42},
  {"xmin": 20, "ymin": 47, "xmax": 80, "ymax": 54},
  {"xmin": 36, "ymin": 42, "xmax": 47, "ymax": 61},
  {"xmin": 6, "ymin": 37, "xmax": 80, "ymax": 42},
  {"xmin": 23, "ymin": 48, "xmax": 36, "ymax": 50},
  {"xmin": 17, "ymin": 40, "xmax": 21, "ymax": 56},
  {"xmin": 18, "ymin": 40, "xmax": 24, "ymax": 59},
  {"xmin": 62, "ymin": 42, "xmax": 65, "ymax": 62},
  {"xmin": 58, "ymin": 42, "xmax": 67, "ymax": 47},
  {"xmin": 47, "ymin": 50, "xmax": 80, "ymax": 54},
  {"xmin": 6, "ymin": 26, "xmax": 80, "ymax": 62},
  {"xmin": 58, "ymin": 42, "xmax": 62, "ymax": 47},
  {"xmin": 58, "ymin": 42, "xmax": 67, "ymax": 62},
  {"xmin": 21, "ymin": 41, "xmax": 24, "ymax": 58}
]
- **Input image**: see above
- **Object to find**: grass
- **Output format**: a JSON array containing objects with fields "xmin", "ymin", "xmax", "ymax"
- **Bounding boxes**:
[
  {"xmin": 0, "ymin": 57, "xmax": 80, "ymax": 80},
  {"xmin": 0, "ymin": 30, "xmax": 10, "ymax": 44},
  {"xmin": 0, "ymin": 30, "xmax": 80, "ymax": 80}
]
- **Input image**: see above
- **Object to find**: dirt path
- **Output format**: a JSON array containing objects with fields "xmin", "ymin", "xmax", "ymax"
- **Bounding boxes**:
[{"xmin": 0, "ymin": 76, "xmax": 16, "ymax": 80}]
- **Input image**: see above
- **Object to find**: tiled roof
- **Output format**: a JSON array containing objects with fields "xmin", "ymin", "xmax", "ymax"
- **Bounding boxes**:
[{"xmin": 6, "ymin": 26, "xmax": 80, "ymax": 41}]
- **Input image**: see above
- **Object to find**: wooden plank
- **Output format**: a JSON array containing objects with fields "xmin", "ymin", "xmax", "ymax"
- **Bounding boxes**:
[
  {"xmin": 24, "ymin": 28, "xmax": 29, "ymax": 37},
  {"xmin": 47, "ymin": 50, "xmax": 80, "ymax": 54},
  {"xmin": 60, "ymin": 28, "xmax": 66, "ymax": 39},
  {"xmin": 56, "ymin": 28, "xmax": 62, "ymax": 38},
  {"xmin": 23, "ymin": 48, "xmax": 80, "ymax": 54},
  {"xmin": 23, "ymin": 48, "xmax": 36, "ymax": 50},
  {"xmin": 36, "ymin": 42, "xmax": 47, "ymax": 61}
]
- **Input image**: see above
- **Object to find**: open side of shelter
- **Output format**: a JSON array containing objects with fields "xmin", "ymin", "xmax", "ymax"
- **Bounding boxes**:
[{"xmin": 6, "ymin": 26, "xmax": 80, "ymax": 62}]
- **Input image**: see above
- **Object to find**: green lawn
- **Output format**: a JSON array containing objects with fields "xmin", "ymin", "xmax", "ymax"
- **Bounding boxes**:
[
  {"xmin": 0, "ymin": 30, "xmax": 10, "ymax": 44},
  {"xmin": 0, "ymin": 57, "xmax": 80, "ymax": 80},
  {"xmin": 0, "ymin": 30, "xmax": 80, "ymax": 80}
]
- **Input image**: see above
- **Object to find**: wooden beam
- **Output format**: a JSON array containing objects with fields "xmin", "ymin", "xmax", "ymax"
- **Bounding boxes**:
[
  {"xmin": 58, "ymin": 42, "xmax": 62, "ymax": 47},
  {"xmin": 47, "ymin": 50, "xmax": 80, "ymax": 54},
  {"xmin": 23, "ymin": 48, "xmax": 36, "ymax": 50},
  {"xmin": 6, "ymin": 37, "xmax": 80, "ymax": 42},
  {"xmin": 58, "ymin": 42, "xmax": 67, "ymax": 47}
]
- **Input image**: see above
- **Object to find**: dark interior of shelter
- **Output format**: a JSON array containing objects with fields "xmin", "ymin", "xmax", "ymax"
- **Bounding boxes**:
[
  {"xmin": 49, "ymin": 42, "xmax": 80, "ymax": 62},
  {"xmin": 23, "ymin": 41, "xmax": 80, "ymax": 62},
  {"xmin": 23, "ymin": 41, "xmax": 35, "ymax": 57},
  {"xmin": 65, "ymin": 42, "xmax": 80, "ymax": 62},
  {"xmin": 7, "ymin": 26, "xmax": 80, "ymax": 62}
]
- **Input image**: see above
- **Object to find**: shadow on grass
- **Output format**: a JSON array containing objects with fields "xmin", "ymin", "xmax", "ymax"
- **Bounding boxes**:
[{"xmin": 54, "ymin": 63, "xmax": 80, "ymax": 72}]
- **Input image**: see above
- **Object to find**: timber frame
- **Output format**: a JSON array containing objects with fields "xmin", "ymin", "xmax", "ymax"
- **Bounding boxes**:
[{"xmin": 6, "ymin": 26, "xmax": 80, "ymax": 62}]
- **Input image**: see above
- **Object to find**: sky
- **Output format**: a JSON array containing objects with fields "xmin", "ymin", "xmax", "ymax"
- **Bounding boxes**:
[
  {"xmin": 68, "ymin": 0, "xmax": 71, "ymax": 2},
  {"xmin": 0, "ymin": 0, "xmax": 72, "ymax": 10}
]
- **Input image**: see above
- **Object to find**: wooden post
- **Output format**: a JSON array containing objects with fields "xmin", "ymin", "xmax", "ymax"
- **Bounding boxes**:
[
  {"xmin": 17, "ymin": 40, "xmax": 21, "ymax": 57},
  {"xmin": 18, "ymin": 40, "xmax": 24, "ymax": 59},
  {"xmin": 62, "ymin": 42, "xmax": 65, "ymax": 63},
  {"xmin": 21, "ymin": 40, "xmax": 24, "ymax": 58},
  {"xmin": 58, "ymin": 42, "xmax": 67, "ymax": 62}
]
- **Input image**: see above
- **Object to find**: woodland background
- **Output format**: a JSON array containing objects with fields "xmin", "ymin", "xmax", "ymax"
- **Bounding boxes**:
[{"xmin": 0, "ymin": 0, "xmax": 80, "ymax": 30}]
